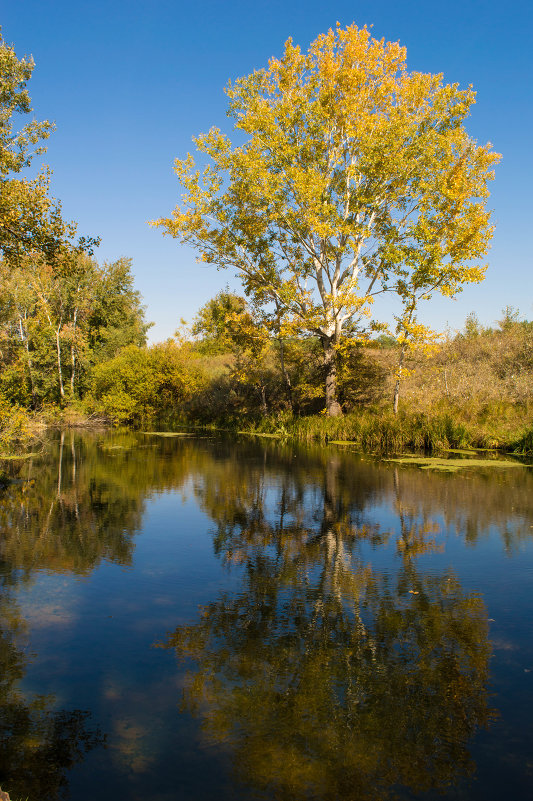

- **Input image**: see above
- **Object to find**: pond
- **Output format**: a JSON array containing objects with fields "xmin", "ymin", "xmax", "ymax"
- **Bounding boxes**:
[{"xmin": 1, "ymin": 431, "xmax": 533, "ymax": 801}]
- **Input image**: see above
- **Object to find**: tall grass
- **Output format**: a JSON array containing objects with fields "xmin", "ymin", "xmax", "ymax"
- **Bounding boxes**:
[
  {"xmin": 240, "ymin": 407, "xmax": 512, "ymax": 454},
  {"xmin": 513, "ymin": 425, "xmax": 533, "ymax": 455}
]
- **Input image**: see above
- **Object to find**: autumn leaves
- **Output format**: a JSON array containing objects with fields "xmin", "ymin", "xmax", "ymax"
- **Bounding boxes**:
[{"xmin": 155, "ymin": 24, "xmax": 500, "ymax": 415}]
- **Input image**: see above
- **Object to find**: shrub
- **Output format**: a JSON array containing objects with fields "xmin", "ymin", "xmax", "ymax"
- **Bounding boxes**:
[{"xmin": 89, "ymin": 342, "xmax": 201, "ymax": 425}]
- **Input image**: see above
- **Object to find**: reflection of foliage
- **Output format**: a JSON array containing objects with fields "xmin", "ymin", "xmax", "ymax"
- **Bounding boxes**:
[
  {"xmin": 0, "ymin": 588, "xmax": 104, "ymax": 801},
  {"xmin": 194, "ymin": 437, "xmax": 533, "ymax": 555},
  {"xmin": 0, "ymin": 432, "xmax": 144, "ymax": 576},
  {"xmin": 1, "ymin": 427, "xmax": 528, "ymax": 581},
  {"xmin": 0, "ymin": 702, "xmax": 104, "ymax": 801},
  {"xmin": 0, "ymin": 432, "xmax": 149, "ymax": 798},
  {"xmin": 0, "ymin": 431, "xmax": 530, "ymax": 799},
  {"xmin": 168, "ymin": 574, "xmax": 490, "ymax": 800},
  {"xmin": 162, "ymin": 449, "xmax": 494, "ymax": 800}
]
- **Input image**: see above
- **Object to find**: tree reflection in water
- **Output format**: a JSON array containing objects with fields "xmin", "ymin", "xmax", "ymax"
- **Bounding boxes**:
[
  {"xmin": 1, "ymin": 433, "xmax": 528, "ymax": 799},
  {"xmin": 0, "ymin": 583, "xmax": 105, "ymax": 800},
  {"xmin": 0, "ymin": 431, "xmax": 147, "ymax": 800},
  {"xmin": 162, "ymin": 451, "xmax": 495, "ymax": 801}
]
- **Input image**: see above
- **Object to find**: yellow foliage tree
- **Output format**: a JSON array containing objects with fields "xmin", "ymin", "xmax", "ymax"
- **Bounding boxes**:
[
  {"xmin": 0, "ymin": 30, "xmax": 75, "ymax": 263},
  {"xmin": 153, "ymin": 23, "xmax": 500, "ymax": 416}
]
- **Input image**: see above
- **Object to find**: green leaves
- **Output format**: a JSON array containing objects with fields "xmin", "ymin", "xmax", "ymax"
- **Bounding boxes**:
[
  {"xmin": 0, "ymin": 31, "xmax": 54, "ymax": 178},
  {"xmin": 90, "ymin": 341, "xmax": 200, "ymax": 425},
  {"xmin": 0, "ymin": 254, "xmax": 148, "ymax": 407}
]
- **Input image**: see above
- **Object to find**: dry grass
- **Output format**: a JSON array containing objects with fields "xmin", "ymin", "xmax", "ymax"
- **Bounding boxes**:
[
  {"xmin": 375, "ymin": 323, "xmax": 533, "ymax": 413},
  {"xmin": 160, "ymin": 320, "xmax": 533, "ymax": 455}
]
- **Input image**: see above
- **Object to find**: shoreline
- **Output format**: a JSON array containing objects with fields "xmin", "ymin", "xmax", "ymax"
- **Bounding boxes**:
[{"xmin": 2, "ymin": 406, "xmax": 532, "ymax": 463}]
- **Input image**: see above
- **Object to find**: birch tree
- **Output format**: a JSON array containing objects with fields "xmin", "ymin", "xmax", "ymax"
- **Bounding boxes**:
[
  {"xmin": 154, "ymin": 23, "xmax": 500, "ymax": 415},
  {"xmin": 0, "ymin": 253, "xmax": 148, "ymax": 405}
]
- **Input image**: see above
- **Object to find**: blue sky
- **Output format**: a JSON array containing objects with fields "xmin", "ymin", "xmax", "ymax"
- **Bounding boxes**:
[{"xmin": 2, "ymin": 0, "xmax": 532, "ymax": 341}]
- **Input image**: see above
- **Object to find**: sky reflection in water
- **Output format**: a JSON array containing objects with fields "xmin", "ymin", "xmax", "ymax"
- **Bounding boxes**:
[{"xmin": 0, "ymin": 432, "xmax": 532, "ymax": 800}]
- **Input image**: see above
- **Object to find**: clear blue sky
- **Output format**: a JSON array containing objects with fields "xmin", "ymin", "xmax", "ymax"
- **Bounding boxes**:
[{"xmin": 2, "ymin": 0, "xmax": 532, "ymax": 341}]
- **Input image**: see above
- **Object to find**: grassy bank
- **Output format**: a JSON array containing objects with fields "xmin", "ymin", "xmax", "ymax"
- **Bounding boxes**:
[
  {"xmin": 2, "ymin": 403, "xmax": 531, "ymax": 459},
  {"xmin": 235, "ymin": 405, "xmax": 533, "ymax": 455},
  {"xmin": 175, "ymin": 316, "xmax": 533, "ymax": 456},
  {"xmin": 2, "ymin": 397, "xmax": 531, "ymax": 462}
]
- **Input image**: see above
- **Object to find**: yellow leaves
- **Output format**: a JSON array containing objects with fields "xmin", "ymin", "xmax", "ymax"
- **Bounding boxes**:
[
  {"xmin": 154, "ymin": 22, "xmax": 499, "ymax": 372},
  {"xmin": 0, "ymin": 33, "xmax": 77, "ymax": 266}
]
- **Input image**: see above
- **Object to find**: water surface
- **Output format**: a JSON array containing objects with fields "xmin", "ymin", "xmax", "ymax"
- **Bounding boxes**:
[{"xmin": 1, "ymin": 431, "xmax": 532, "ymax": 800}]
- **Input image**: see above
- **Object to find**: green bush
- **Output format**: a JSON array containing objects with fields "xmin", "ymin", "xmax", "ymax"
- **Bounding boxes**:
[
  {"xmin": 89, "ymin": 342, "xmax": 201, "ymax": 425},
  {"xmin": 0, "ymin": 396, "xmax": 40, "ymax": 452}
]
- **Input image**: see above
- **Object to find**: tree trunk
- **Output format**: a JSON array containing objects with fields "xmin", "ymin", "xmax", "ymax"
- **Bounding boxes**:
[
  {"xmin": 278, "ymin": 337, "xmax": 293, "ymax": 411},
  {"xmin": 321, "ymin": 335, "xmax": 343, "ymax": 417},
  {"xmin": 18, "ymin": 315, "xmax": 37, "ymax": 408},
  {"xmin": 259, "ymin": 384, "xmax": 267, "ymax": 416},
  {"xmin": 70, "ymin": 344, "xmax": 76, "ymax": 396},
  {"xmin": 55, "ymin": 328, "xmax": 65, "ymax": 400},
  {"xmin": 393, "ymin": 345, "xmax": 407, "ymax": 415},
  {"xmin": 70, "ymin": 307, "xmax": 78, "ymax": 396}
]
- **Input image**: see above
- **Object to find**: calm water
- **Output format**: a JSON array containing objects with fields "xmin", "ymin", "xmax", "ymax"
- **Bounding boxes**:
[{"xmin": 1, "ymin": 431, "xmax": 533, "ymax": 801}]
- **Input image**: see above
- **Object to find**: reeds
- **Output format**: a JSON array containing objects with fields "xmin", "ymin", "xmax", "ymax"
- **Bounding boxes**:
[
  {"xmin": 239, "ymin": 407, "xmax": 521, "ymax": 454},
  {"xmin": 513, "ymin": 425, "xmax": 533, "ymax": 455}
]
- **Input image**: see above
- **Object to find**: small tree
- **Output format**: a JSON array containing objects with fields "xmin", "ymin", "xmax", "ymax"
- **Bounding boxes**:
[
  {"xmin": 192, "ymin": 290, "xmax": 250, "ymax": 354},
  {"xmin": 392, "ymin": 313, "xmax": 440, "ymax": 415},
  {"xmin": 193, "ymin": 291, "xmax": 272, "ymax": 414},
  {"xmin": 498, "ymin": 305, "xmax": 520, "ymax": 331},
  {"xmin": 463, "ymin": 311, "xmax": 482, "ymax": 338}
]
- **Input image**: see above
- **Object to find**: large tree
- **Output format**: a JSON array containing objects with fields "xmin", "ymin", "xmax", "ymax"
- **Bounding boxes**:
[{"xmin": 154, "ymin": 23, "xmax": 500, "ymax": 415}]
